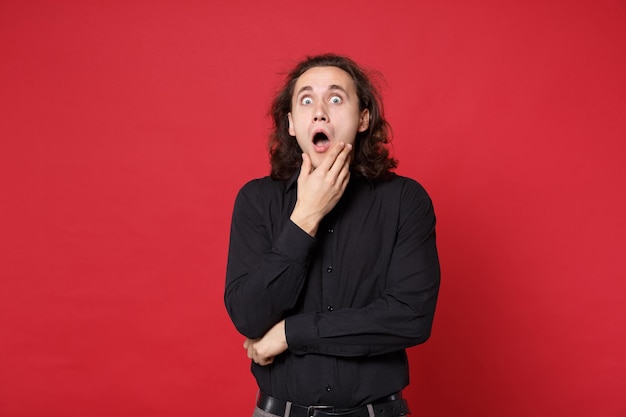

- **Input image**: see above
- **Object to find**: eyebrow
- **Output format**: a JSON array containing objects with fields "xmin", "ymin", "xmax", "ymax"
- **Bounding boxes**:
[{"xmin": 295, "ymin": 84, "xmax": 350, "ymax": 97}]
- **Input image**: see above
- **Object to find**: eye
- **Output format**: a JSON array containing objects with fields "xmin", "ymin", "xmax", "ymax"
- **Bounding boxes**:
[
  {"xmin": 301, "ymin": 97, "xmax": 313, "ymax": 105},
  {"xmin": 330, "ymin": 95, "xmax": 342, "ymax": 104}
]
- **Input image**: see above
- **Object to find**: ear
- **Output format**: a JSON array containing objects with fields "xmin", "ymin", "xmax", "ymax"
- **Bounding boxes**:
[
  {"xmin": 288, "ymin": 113, "xmax": 296, "ymax": 137},
  {"xmin": 358, "ymin": 109, "xmax": 370, "ymax": 132}
]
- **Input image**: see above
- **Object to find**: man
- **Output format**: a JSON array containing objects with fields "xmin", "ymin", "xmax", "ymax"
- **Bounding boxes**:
[{"xmin": 225, "ymin": 54, "xmax": 440, "ymax": 417}]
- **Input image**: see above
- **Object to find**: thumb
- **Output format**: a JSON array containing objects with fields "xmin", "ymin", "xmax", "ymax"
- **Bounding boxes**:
[{"xmin": 300, "ymin": 153, "xmax": 312, "ymax": 175}]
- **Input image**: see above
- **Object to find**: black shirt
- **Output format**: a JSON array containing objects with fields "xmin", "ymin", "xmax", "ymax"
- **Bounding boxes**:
[{"xmin": 225, "ymin": 172, "xmax": 440, "ymax": 408}]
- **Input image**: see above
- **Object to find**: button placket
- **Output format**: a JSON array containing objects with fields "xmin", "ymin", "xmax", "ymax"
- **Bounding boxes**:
[{"xmin": 322, "ymin": 221, "xmax": 336, "ymax": 321}]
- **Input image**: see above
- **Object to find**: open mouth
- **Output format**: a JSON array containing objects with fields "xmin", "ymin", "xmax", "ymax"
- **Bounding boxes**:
[{"xmin": 313, "ymin": 131, "xmax": 330, "ymax": 146}]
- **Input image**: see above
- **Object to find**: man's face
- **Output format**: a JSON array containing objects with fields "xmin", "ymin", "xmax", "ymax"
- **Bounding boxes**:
[{"xmin": 288, "ymin": 66, "xmax": 370, "ymax": 169}]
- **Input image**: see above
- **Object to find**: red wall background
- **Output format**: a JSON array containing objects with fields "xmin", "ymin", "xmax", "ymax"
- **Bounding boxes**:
[{"xmin": 1, "ymin": 1, "xmax": 625, "ymax": 416}]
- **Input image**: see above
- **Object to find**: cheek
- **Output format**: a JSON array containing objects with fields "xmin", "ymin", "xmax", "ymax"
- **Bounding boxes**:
[
  {"xmin": 291, "ymin": 115, "xmax": 307, "ymax": 133},
  {"xmin": 338, "ymin": 117, "xmax": 361, "ymax": 138},
  {"xmin": 295, "ymin": 137, "xmax": 308, "ymax": 151}
]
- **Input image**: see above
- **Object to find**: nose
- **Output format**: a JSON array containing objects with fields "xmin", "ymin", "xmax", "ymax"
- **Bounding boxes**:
[{"xmin": 313, "ymin": 103, "xmax": 328, "ymax": 122}]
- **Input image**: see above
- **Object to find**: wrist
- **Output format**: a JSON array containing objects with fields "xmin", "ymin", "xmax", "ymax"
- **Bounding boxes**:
[
  {"xmin": 290, "ymin": 207, "xmax": 321, "ymax": 236},
  {"xmin": 290, "ymin": 215, "xmax": 319, "ymax": 236}
]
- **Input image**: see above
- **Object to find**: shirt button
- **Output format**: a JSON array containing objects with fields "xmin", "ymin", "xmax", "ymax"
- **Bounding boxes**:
[
  {"xmin": 327, "ymin": 305, "xmax": 334, "ymax": 312},
  {"xmin": 325, "ymin": 385, "xmax": 332, "ymax": 392},
  {"xmin": 326, "ymin": 266, "xmax": 333, "ymax": 273},
  {"xmin": 328, "ymin": 228, "xmax": 334, "ymax": 233}
]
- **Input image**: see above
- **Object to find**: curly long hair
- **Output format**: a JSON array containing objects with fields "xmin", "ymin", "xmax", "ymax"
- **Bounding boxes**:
[{"xmin": 268, "ymin": 54, "xmax": 397, "ymax": 181}]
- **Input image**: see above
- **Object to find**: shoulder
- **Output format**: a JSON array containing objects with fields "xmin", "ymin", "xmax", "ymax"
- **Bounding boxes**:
[
  {"xmin": 375, "ymin": 174, "xmax": 432, "ymax": 202},
  {"xmin": 375, "ymin": 175, "xmax": 436, "ymax": 225},
  {"xmin": 381, "ymin": 175, "xmax": 437, "ymax": 233},
  {"xmin": 237, "ymin": 175, "xmax": 287, "ymax": 196},
  {"xmin": 233, "ymin": 175, "xmax": 290, "ymax": 210}
]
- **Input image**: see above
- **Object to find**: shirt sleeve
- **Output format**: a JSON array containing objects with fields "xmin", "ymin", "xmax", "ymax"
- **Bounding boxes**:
[
  {"xmin": 224, "ymin": 180, "xmax": 317, "ymax": 339},
  {"xmin": 285, "ymin": 180, "xmax": 441, "ymax": 357}
]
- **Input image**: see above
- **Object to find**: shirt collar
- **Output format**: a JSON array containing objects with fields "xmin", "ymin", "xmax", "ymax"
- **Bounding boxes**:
[{"xmin": 285, "ymin": 168, "xmax": 300, "ymax": 192}]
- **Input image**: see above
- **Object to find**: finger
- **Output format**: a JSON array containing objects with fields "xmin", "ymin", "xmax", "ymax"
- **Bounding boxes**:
[
  {"xmin": 246, "ymin": 340, "xmax": 256, "ymax": 359},
  {"xmin": 300, "ymin": 153, "xmax": 312, "ymax": 176},
  {"xmin": 317, "ymin": 142, "xmax": 346, "ymax": 172},
  {"xmin": 337, "ymin": 165, "xmax": 351, "ymax": 189},
  {"xmin": 256, "ymin": 355, "xmax": 274, "ymax": 366},
  {"xmin": 328, "ymin": 143, "xmax": 352, "ymax": 177},
  {"xmin": 336, "ymin": 152, "xmax": 352, "ymax": 189}
]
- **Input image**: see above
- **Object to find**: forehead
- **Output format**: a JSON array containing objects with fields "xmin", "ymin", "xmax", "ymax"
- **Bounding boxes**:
[{"xmin": 293, "ymin": 66, "xmax": 357, "ymax": 95}]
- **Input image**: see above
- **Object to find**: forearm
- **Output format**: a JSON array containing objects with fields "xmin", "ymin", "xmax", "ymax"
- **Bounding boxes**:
[
  {"xmin": 225, "ymin": 219, "xmax": 315, "ymax": 338},
  {"xmin": 285, "ymin": 269, "xmax": 440, "ymax": 357},
  {"xmin": 244, "ymin": 320, "xmax": 288, "ymax": 366}
]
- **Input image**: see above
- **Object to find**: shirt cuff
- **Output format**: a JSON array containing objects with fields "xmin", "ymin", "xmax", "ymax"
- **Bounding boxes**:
[
  {"xmin": 285, "ymin": 312, "xmax": 318, "ymax": 355},
  {"xmin": 273, "ymin": 220, "xmax": 316, "ymax": 266}
]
